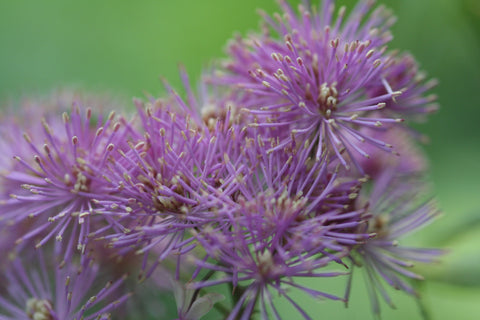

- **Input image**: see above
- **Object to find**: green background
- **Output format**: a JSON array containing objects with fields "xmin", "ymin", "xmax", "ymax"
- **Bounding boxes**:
[{"xmin": 0, "ymin": 0, "xmax": 479, "ymax": 319}]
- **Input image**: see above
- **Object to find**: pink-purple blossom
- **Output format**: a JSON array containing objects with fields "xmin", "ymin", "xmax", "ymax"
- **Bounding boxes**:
[{"xmin": 0, "ymin": 1, "xmax": 442, "ymax": 319}]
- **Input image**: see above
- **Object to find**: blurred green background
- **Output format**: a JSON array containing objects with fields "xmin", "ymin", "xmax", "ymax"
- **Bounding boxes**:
[{"xmin": 0, "ymin": 0, "xmax": 479, "ymax": 319}]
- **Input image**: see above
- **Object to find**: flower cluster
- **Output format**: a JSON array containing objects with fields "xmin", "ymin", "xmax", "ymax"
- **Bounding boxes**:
[{"xmin": 0, "ymin": 1, "xmax": 440, "ymax": 319}]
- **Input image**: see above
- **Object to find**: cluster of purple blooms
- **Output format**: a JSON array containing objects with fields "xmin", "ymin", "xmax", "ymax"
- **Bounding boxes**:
[{"xmin": 0, "ymin": 1, "xmax": 441, "ymax": 319}]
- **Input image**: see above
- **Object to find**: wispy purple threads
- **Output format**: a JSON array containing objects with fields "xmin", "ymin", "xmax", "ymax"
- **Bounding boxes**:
[
  {"xmin": 1, "ymin": 105, "xmax": 128, "ymax": 253},
  {"xmin": 0, "ymin": 242, "xmax": 130, "ymax": 320},
  {"xmin": 189, "ymin": 140, "xmax": 371, "ymax": 319},
  {"xmin": 96, "ymin": 95, "xmax": 241, "ymax": 278},
  {"xmin": 0, "ymin": 1, "xmax": 441, "ymax": 319},
  {"xmin": 214, "ymin": 0, "xmax": 434, "ymax": 172},
  {"xmin": 346, "ymin": 169, "xmax": 442, "ymax": 315}
]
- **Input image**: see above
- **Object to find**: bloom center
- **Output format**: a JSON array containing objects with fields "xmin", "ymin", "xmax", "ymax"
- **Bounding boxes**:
[
  {"xmin": 257, "ymin": 250, "xmax": 275, "ymax": 278},
  {"xmin": 74, "ymin": 171, "xmax": 89, "ymax": 192},
  {"xmin": 316, "ymin": 82, "xmax": 338, "ymax": 118},
  {"xmin": 372, "ymin": 215, "xmax": 389, "ymax": 238},
  {"xmin": 136, "ymin": 170, "xmax": 190, "ymax": 213},
  {"xmin": 25, "ymin": 298, "xmax": 54, "ymax": 320},
  {"xmin": 64, "ymin": 164, "xmax": 92, "ymax": 194}
]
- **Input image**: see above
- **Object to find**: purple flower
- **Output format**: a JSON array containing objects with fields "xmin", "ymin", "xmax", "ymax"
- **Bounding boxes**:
[
  {"xmin": 189, "ymin": 138, "xmax": 371, "ymax": 319},
  {"xmin": 0, "ymin": 96, "xmax": 68, "ymax": 200},
  {"xmin": 96, "ymin": 92, "xmax": 242, "ymax": 279},
  {"xmin": 369, "ymin": 52, "xmax": 439, "ymax": 121},
  {"xmin": 0, "ymin": 104, "xmax": 130, "ymax": 254},
  {"xmin": 212, "ymin": 0, "xmax": 435, "ymax": 173},
  {"xmin": 345, "ymin": 169, "xmax": 442, "ymax": 315},
  {"xmin": 347, "ymin": 125, "xmax": 429, "ymax": 179},
  {"xmin": 0, "ymin": 1, "xmax": 441, "ymax": 318},
  {"xmin": 0, "ymin": 120, "xmax": 25, "ymax": 201},
  {"xmin": 0, "ymin": 242, "xmax": 130, "ymax": 320}
]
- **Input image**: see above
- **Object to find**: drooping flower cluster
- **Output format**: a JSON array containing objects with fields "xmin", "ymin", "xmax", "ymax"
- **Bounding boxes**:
[{"xmin": 0, "ymin": 1, "xmax": 440, "ymax": 319}]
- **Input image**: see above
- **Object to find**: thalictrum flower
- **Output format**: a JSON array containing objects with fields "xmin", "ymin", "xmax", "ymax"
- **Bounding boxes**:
[
  {"xmin": 347, "ymin": 125, "xmax": 429, "ymax": 179},
  {"xmin": 369, "ymin": 52, "xmax": 439, "ymax": 121},
  {"xmin": 96, "ymin": 93, "xmax": 242, "ymax": 279},
  {"xmin": 213, "ymin": 0, "xmax": 436, "ymax": 173},
  {"xmin": 189, "ymin": 137, "xmax": 371, "ymax": 319},
  {"xmin": 345, "ymin": 169, "xmax": 442, "ymax": 315},
  {"xmin": 0, "ymin": 119, "xmax": 25, "ymax": 201},
  {"xmin": 0, "ymin": 241, "xmax": 131, "ymax": 320},
  {"xmin": 0, "ymin": 1, "xmax": 441, "ymax": 319},
  {"xmin": 0, "ymin": 104, "xmax": 129, "ymax": 254}
]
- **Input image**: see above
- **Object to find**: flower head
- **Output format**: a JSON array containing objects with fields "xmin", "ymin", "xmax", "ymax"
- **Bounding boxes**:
[
  {"xmin": 0, "ymin": 103, "xmax": 129, "ymax": 254},
  {"xmin": 345, "ymin": 169, "xmax": 442, "ymax": 315},
  {"xmin": 213, "ymin": 0, "xmax": 435, "ymax": 173},
  {"xmin": 368, "ymin": 52, "xmax": 439, "ymax": 120},
  {"xmin": 0, "ymin": 242, "xmax": 130, "ymax": 320},
  {"xmin": 96, "ymin": 90, "xmax": 243, "ymax": 279},
  {"xmin": 189, "ymin": 138, "xmax": 371, "ymax": 319},
  {"xmin": 347, "ymin": 125, "xmax": 429, "ymax": 179}
]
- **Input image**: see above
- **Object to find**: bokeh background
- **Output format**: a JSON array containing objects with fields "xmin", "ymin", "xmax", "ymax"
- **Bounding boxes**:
[{"xmin": 0, "ymin": 0, "xmax": 479, "ymax": 319}]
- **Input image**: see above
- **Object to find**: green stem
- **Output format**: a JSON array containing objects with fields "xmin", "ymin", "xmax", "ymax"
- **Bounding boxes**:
[{"xmin": 414, "ymin": 279, "xmax": 432, "ymax": 320}]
